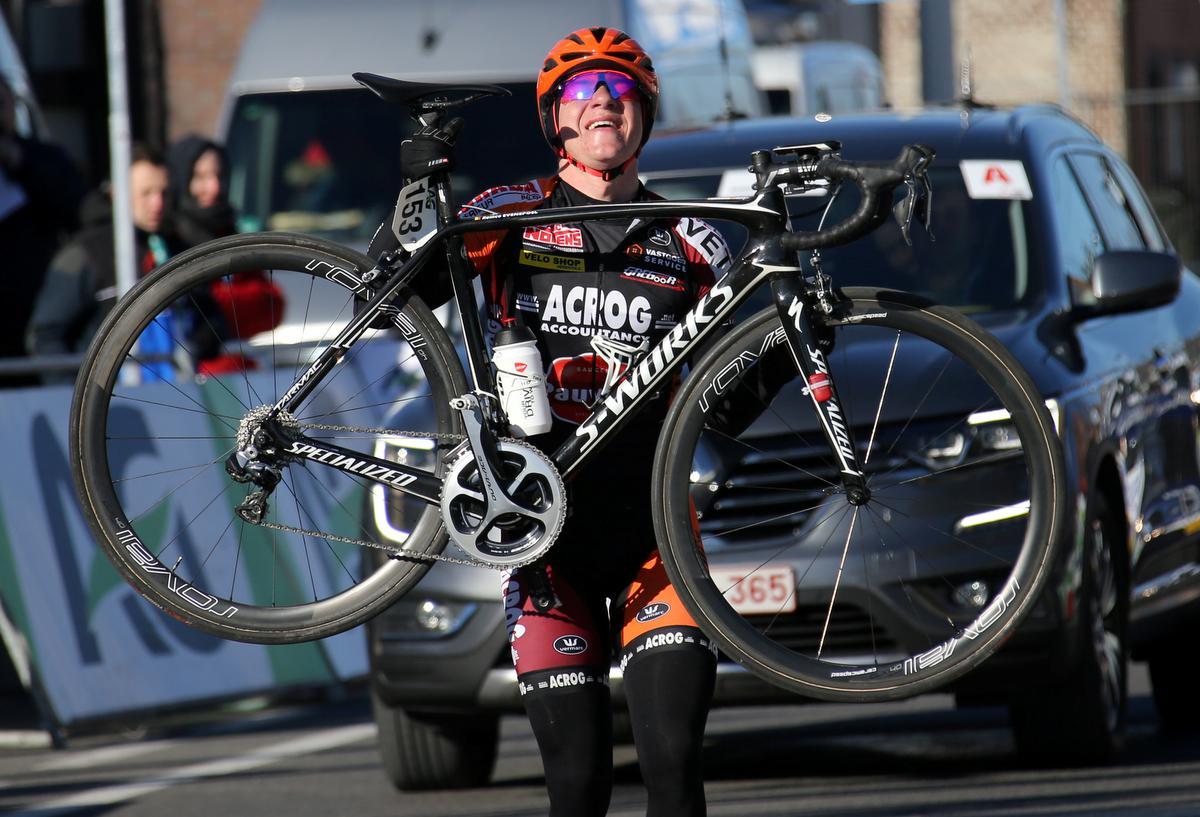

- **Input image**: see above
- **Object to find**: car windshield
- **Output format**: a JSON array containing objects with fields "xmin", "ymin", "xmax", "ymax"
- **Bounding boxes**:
[
  {"xmin": 644, "ymin": 166, "xmax": 1031, "ymax": 313},
  {"xmin": 225, "ymin": 84, "xmax": 555, "ymax": 246}
]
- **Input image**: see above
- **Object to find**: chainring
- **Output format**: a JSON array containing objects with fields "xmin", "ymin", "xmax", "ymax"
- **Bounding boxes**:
[{"xmin": 439, "ymin": 437, "xmax": 566, "ymax": 567}]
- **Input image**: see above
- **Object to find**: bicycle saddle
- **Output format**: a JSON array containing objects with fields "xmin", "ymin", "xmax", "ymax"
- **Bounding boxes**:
[{"xmin": 353, "ymin": 72, "xmax": 510, "ymax": 110}]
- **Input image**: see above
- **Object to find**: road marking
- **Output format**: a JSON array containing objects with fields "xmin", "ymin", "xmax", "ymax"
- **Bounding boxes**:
[
  {"xmin": 7, "ymin": 723, "xmax": 374, "ymax": 816},
  {"xmin": 0, "ymin": 731, "xmax": 53, "ymax": 750},
  {"xmin": 32, "ymin": 740, "xmax": 181, "ymax": 772}
]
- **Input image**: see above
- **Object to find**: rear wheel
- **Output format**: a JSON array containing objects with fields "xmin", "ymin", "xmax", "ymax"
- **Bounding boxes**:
[
  {"xmin": 654, "ymin": 289, "xmax": 1066, "ymax": 701},
  {"xmin": 70, "ymin": 232, "xmax": 466, "ymax": 644}
]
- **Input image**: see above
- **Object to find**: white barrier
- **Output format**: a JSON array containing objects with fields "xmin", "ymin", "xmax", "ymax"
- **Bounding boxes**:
[{"xmin": 0, "ymin": 349, "xmax": 406, "ymax": 729}]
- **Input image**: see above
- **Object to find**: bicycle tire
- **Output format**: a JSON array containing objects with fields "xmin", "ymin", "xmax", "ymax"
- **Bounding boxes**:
[
  {"xmin": 70, "ymin": 232, "xmax": 467, "ymax": 644},
  {"xmin": 653, "ymin": 288, "xmax": 1066, "ymax": 701}
]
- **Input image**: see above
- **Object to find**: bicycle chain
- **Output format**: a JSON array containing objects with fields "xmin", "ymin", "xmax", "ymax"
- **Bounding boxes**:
[{"xmin": 251, "ymin": 419, "xmax": 554, "ymax": 571}]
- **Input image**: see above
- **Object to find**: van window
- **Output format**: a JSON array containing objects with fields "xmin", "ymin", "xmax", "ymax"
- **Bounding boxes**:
[
  {"xmin": 1050, "ymin": 156, "xmax": 1105, "ymax": 307},
  {"xmin": 646, "ymin": 167, "xmax": 1030, "ymax": 313},
  {"xmin": 1108, "ymin": 159, "xmax": 1165, "ymax": 251},
  {"xmin": 1070, "ymin": 153, "xmax": 1146, "ymax": 250},
  {"xmin": 789, "ymin": 169, "xmax": 1030, "ymax": 312},
  {"xmin": 225, "ymin": 84, "xmax": 555, "ymax": 244}
]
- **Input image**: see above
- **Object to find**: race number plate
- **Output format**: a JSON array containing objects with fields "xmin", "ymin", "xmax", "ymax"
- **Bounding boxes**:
[
  {"xmin": 709, "ymin": 565, "xmax": 797, "ymax": 615},
  {"xmin": 392, "ymin": 178, "xmax": 438, "ymax": 252}
]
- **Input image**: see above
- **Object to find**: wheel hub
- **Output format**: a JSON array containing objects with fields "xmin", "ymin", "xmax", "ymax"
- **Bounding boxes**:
[{"xmin": 846, "ymin": 485, "xmax": 871, "ymax": 506}]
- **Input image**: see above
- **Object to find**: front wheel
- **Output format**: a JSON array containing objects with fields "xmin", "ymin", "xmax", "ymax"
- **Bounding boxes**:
[
  {"xmin": 70, "ymin": 232, "xmax": 467, "ymax": 644},
  {"xmin": 653, "ymin": 289, "xmax": 1066, "ymax": 701}
]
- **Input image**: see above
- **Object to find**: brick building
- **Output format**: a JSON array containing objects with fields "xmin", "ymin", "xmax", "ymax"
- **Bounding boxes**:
[
  {"xmin": 875, "ymin": 0, "xmax": 1196, "ymax": 258},
  {"xmin": 879, "ymin": 0, "xmax": 1126, "ymax": 152},
  {"xmin": 158, "ymin": 0, "xmax": 261, "ymax": 142},
  {"xmin": 0, "ymin": 0, "xmax": 263, "ymax": 180}
]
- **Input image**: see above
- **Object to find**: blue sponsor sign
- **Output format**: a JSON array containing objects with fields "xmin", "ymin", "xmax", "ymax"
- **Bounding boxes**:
[{"xmin": 0, "ymin": 354, "xmax": 395, "ymax": 728}]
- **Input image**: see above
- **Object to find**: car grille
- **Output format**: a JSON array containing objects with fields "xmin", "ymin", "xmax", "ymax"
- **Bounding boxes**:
[
  {"xmin": 743, "ymin": 601, "xmax": 900, "ymax": 655},
  {"xmin": 698, "ymin": 432, "xmax": 909, "ymax": 547}
]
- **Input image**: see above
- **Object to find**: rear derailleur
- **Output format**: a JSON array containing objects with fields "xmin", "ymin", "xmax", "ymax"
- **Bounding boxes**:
[{"xmin": 224, "ymin": 406, "xmax": 299, "ymax": 524}]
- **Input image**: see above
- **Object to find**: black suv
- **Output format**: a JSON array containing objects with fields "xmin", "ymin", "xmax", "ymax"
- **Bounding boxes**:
[{"xmin": 364, "ymin": 105, "xmax": 1200, "ymax": 788}]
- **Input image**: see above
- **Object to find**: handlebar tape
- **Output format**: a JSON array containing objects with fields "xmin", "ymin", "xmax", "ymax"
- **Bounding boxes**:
[{"xmin": 781, "ymin": 144, "xmax": 934, "ymax": 252}]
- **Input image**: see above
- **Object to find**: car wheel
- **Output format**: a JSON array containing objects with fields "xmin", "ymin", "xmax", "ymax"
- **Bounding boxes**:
[
  {"xmin": 1010, "ymin": 493, "xmax": 1129, "ymax": 764},
  {"xmin": 372, "ymin": 689, "xmax": 499, "ymax": 790},
  {"xmin": 1147, "ymin": 640, "xmax": 1200, "ymax": 734}
]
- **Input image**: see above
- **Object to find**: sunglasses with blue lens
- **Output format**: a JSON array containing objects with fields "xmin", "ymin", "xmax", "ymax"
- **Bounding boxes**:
[{"xmin": 558, "ymin": 70, "xmax": 641, "ymax": 103}]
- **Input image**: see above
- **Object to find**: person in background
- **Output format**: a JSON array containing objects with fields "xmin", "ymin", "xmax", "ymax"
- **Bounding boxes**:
[
  {"xmin": 25, "ymin": 143, "xmax": 175, "ymax": 382},
  {"xmin": 164, "ymin": 135, "xmax": 237, "ymax": 246},
  {"xmin": 0, "ymin": 75, "xmax": 86, "ymax": 387},
  {"xmin": 164, "ymin": 134, "xmax": 283, "ymax": 364}
]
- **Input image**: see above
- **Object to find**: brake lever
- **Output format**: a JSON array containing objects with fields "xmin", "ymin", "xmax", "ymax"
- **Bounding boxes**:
[
  {"xmin": 892, "ymin": 150, "xmax": 935, "ymax": 245},
  {"xmin": 918, "ymin": 170, "xmax": 935, "ymax": 241},
  {"xmin": 893, "ymin": 178, "xmax": 918, "ymax": 245}
]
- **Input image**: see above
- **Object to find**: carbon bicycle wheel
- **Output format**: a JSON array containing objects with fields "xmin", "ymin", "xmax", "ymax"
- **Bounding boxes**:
[
  {"xmin": 70, "ymin": 232, "xmax": 467, "ymax": 644},
  {"xmin": 653, "ymin": 288, "xmax": 1066, "ymax": 701}
]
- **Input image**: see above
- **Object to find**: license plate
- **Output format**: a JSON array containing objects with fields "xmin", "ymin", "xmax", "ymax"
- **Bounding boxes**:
[{"xmin": 709, "ymin": 565, "xmax": 797, "ymax": 615}]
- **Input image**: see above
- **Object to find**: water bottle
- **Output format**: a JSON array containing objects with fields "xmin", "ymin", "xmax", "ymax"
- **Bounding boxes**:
[{"xmin": 492, "ymin": 326, "xmax": 553, "ymax": 437}]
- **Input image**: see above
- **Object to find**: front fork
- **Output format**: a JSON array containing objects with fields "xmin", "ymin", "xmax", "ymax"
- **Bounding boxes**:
[{"xmin": 770, "ymin": 275, "xmax": 870, "ymax": 504}]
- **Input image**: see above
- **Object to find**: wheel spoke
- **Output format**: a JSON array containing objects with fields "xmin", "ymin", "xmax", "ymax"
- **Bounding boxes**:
[
  {"xmin": 818, "ymin": 506, "xmax": 859, "ymax": 658},
  {"xmin": 863, "ymin": 330, "xmax": 900, "ymax": 467}
]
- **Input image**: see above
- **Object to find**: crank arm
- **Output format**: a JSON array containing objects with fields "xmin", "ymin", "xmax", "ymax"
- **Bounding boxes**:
[{"xmin": 450, "ymin": 393, "xmax": 540, "ymax": 524}]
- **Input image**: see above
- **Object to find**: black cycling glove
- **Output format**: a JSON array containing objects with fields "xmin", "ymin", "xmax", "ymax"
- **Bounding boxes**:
[{"xmin": 400, "ymin": 118, "xmax": 463, "ymax": 181}]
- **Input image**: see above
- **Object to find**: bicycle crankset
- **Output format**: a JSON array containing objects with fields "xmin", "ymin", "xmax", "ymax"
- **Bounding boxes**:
[{"xmin": 440, "ymin": 395, "xmax": 566, "ymax": 567}]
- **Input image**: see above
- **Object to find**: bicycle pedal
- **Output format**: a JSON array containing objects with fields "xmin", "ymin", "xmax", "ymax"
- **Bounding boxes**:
[{"xmin": 531, "ymin": 588, "xmax": 562, "ymax": 611}]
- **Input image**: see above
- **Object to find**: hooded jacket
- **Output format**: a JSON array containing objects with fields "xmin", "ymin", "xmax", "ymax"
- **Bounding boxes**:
[{"xmin": 161, "ymin": 135, "xmax": 283, "ymax": 343}]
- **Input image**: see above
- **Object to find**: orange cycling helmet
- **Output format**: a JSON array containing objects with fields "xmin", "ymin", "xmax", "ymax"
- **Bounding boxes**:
[{"xmin": 537, "ymin": 27, "xmax": 659, "ymax": 161}]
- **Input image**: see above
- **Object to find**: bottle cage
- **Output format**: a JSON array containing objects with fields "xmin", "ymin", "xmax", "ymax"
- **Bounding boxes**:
[{"xmin": 590, "ymin": 334, "xmax": 650, "ymax": 401}]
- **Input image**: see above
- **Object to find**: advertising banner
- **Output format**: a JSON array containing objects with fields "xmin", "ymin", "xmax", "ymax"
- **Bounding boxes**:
[{"xmin": 0, "ymin": 349, "xmax": 403, "ymax": 727}]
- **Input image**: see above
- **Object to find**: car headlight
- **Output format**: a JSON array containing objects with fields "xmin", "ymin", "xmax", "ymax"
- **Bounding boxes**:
[
  {"xmin": 371, "ymin": 435, "xmax": 438, "ymax": 545},
  {"xmin": 920, "ymin": 398, "xmax": 1060, "ymax": 467},
  {"xmin": 377, "ymin": 598, "xmax": 478, "ymax": 640}
]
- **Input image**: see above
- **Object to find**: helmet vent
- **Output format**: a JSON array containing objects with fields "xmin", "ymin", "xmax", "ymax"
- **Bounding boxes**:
[
  {"xmin": 567, "ymin": 32, "xmax": 585, "ymax": 46},
  {"xmin": 612, "ymin": 31, "xmax": 630, "ymax": 45},
  {"xmin": 589, "ymin": 27, "xmax": 608, "ymax": 41}
]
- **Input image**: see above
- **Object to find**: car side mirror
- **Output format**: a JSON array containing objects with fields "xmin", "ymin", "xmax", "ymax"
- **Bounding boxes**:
[{"xmin": 1073, "ymin": 250, "xmax": 1181, "ymax": 319}]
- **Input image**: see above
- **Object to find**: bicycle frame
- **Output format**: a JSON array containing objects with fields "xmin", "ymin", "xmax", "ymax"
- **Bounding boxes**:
[{"xmin": 268, "ymin": 177, "xmax": 868, "ymax": 504}]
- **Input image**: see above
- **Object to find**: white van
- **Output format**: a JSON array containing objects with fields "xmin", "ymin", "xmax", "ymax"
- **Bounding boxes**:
[
  {"xmin": 219, "ymin": 0, "xmax": 764, "ymax": 247},
  {"xmin": 751, "ymin": 40, "xmax": 885, "ymax": 117}
]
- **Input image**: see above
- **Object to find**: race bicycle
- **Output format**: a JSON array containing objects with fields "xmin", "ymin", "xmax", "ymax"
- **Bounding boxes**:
[{"xmin": 70, "ymin": 75, "xmax": 1066, "ymax": 702}]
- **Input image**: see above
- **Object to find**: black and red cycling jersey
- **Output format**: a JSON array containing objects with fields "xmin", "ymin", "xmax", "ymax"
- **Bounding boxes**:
[
  {"xmin": 458, "ymin": 176, "xmax": 731, "ymax": 436},
  {"xmin": 370, "ymin": 175, "xmax": 733, "ymax": 580},
  {"xmin": 450, "ymin": 175, "xmax": 731, "ymax": 584}
]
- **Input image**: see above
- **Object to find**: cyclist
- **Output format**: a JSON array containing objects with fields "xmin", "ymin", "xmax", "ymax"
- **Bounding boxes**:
[{"xmin": 371, "ymin": 25, "xmax": 728, "ymax": 817}]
